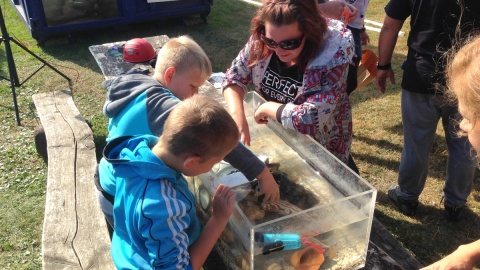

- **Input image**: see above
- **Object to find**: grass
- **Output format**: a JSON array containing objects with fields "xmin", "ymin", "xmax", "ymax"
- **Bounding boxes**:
[{"xmin": 0, "ymin": 0, "xmax": 479, "ymax": 269}]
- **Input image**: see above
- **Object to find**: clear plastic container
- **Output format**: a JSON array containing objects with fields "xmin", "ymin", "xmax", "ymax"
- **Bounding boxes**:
[{"xmin": 189, "ymin": 91, "xmax": 377, "ymax": 270}]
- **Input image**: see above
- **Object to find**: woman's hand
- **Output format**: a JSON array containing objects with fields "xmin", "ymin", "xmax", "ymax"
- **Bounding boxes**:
[
  {"xmin": 223, "ymin": 85, "xmax": 251, "ymax": 145},
  {"xmin": 232, "ymin": 113, "xmax": 251, "ymax": 146},
  {"xmin": 254, "ymin": 102, "xmax": 282, "ymax": 125}
]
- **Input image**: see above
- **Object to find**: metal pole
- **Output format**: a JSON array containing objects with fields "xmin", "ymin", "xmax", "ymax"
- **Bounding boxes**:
[{"xmin": 0, "ymin": 4, "xmax": 21, "ymax": 125}]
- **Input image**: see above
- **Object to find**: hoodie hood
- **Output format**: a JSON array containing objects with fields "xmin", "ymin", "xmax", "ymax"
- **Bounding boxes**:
[
  {"xmin": 102, "ymin": 70, "xmax": 180, "ymax": 141},
  {"xmin": 103, "ymin": 135, "xmax": 180, "ymax": 183},
  {"xmin": 103, "ymin": 71, "xmax": 170, "ymax": 118}
]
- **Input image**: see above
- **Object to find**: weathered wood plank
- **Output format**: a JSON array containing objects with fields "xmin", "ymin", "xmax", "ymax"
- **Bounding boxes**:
[
  {"xmin": 33, "ymin": 90, "xmax": 114, "ymax": 269},
  {"xmin": 367, "ymin": 218, "xmax": 423, "ymax": 269}
]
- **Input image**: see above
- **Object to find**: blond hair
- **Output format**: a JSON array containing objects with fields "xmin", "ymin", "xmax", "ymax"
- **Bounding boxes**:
[
  {"xmin": 160, "ymin": 95, "xmax": 239, "ymax": 161},
  {"xmin": 154, "ymin": 35, "xmax": 212, "ymax": 82},
  {"xmin": 446, "ymin": 35, "xmax": 480, "ymax": 125}
]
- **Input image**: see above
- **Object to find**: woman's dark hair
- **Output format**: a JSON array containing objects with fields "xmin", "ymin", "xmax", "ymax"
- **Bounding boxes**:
[{"xmin": 248, "ymin": 0, "xmax": 328, "ymax": 72}]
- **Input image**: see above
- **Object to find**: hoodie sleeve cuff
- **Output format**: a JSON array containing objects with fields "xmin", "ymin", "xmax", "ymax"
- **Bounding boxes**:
[
  {"xmin": 276, "ymin": 104, "xmax": 286, "ymax": 122},
  {"xmin": 223, "ymin": 142, "xmax": 266, "ymax": 181}
]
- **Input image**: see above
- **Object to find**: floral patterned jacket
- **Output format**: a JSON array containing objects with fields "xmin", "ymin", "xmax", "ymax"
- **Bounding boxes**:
[{"xmin": 222, "ymin": 20, "xmax": 354, "ymax": 163}]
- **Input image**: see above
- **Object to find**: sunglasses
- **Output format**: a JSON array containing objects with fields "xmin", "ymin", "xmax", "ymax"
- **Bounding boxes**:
[{"xmin": 260, "ymin": 34, "xmax": 304, "ymax": 50}]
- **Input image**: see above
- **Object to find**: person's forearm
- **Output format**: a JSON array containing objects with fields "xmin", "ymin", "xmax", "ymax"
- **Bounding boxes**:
[
  {"xmin": 459, "ymin": 240, "xmax": 480, "ymax": 264},
  {"xmin": 255, "ymin": 101, "xmax": 282, "ymax": 122},
  {"xmin": 378, "ymin": 15, "xmax": 404, "ymax": 65},
  {"xmin": 224, "ymin": 142, "xmax": 265, "ymax": 181},
  {"xmin": 223, "ymin": 85, "xmax": 246, "ymax": 117},
  {"xmin": 188, "ymin": 216, "xmax": 229, "ymax": 270},
  {"xmin": 421, "ymin": 239, "xmax": 480, "ymax": 270},
  {"xmin": 223, "ymin": 84, "xmax": 252, "ymax": 145}
]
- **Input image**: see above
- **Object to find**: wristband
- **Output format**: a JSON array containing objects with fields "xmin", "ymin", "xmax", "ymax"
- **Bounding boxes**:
[
  {"xmin": 317, "ymin": 0, "xmax": 326, "ymax": 3},
  {"xmin": 360, "ymin": 27, "xmax": 366, "ymax": 33},
  {"xmin": 376, "ymin": 62, "xmax": 391, "ymax": 70}
]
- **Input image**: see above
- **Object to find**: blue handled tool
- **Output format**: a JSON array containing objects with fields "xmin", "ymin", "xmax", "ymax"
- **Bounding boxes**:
[
  {"xmin": 255, "ymin": 233, "xmax": 303, "ymax": 254},
  {"xmin": 255, "ymin": 232, "xmax": 326, "ymax": 255}
]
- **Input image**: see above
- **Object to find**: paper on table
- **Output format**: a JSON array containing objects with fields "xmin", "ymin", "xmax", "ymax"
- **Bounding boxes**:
[
  {"xmin": 208, "ymin": 72, "xmax": 225, "ymax": 90},
  {"xmin": 219, "ymin": 171, "xmax": 250, "ymax": 188}
]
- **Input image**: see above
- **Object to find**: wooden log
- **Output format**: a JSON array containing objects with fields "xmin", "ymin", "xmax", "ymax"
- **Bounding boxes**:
[{"xmin": 33, "ymin": 90, "xmax": 114, "ymax": 269}]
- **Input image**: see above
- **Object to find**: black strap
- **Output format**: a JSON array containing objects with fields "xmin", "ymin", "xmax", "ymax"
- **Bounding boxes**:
[{"xmin": 94, "ymin": 164, "xmax": 115, "ymax": 205}]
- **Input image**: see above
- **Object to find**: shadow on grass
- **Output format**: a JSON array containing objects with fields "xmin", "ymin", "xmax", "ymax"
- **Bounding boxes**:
[
  {"xmin": 353, "ymin": 130, "xmax": 454, "ymax": 182},
  {"xmin": 355, "ymin": 134, "xmax": 404, "ymax": 153},
  {"xmin": 385, "ymin": 122, "xmax": 403, "ymax": 136},
  {"xmin": 375, "ymin": 189, "xmax": 480, "ymax": 266}
]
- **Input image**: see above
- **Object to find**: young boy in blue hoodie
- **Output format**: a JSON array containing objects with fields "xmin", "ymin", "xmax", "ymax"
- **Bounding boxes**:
[
  {"xmin": 105, "ymin": 95, "xmax": 239, "ymax": 269},
  {"xmin": 95, "ymin": 36, "xmax": 280, "ymax": 232}
]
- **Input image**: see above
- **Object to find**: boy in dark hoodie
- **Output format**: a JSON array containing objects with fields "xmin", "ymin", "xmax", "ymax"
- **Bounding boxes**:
[
  {"xmin": 105, "ymin": 95, "xmax": 239, "ymax": 269},
  {"xmin": 96, "ymin": 36, "xmax": 280, "ymax": 231}
]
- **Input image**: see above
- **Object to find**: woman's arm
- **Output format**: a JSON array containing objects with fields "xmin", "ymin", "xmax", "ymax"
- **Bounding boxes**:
[
  {"xmin": 223, "ymin": 85, "xmax": 250, "ymax": 145},
  {"xmin": 222, "ymin": 39, "xmax": 255, "ymax": 145},
  {"xmin": 254, "ymin": 101, "xmax": 282, "ymax": 124}
]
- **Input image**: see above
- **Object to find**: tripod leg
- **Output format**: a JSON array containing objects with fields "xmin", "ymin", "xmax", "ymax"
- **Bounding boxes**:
[
  {"xmin": 10, "ymin": 39, "xmax": 71, "ymax": 89},
  {"xmin": 1, "ymin": 4, "xmax": 21, "ymax": 125},
  {"xmin": 3, "ymin": 37, "xmax": 22, "ymax": 125},
  {"xmin": 8, "ymin": 73, "xmax": 21, "ymax": 126}
]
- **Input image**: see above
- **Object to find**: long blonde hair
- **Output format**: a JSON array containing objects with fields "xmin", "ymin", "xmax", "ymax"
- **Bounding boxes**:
[{"xmin": 446, "ymin": 35, "xmax": 480, "ymax": 126}]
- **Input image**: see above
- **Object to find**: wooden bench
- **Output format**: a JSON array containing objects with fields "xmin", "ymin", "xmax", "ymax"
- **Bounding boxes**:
[{"xmin": 32, "ymin": 90, "xmax": 115, "ymax": 269}]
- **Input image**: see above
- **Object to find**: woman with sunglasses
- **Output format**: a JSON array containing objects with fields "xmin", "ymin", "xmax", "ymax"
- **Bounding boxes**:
[{"xmin": 222, "ymin": 0, "xmax": 355, "ymax": 169}]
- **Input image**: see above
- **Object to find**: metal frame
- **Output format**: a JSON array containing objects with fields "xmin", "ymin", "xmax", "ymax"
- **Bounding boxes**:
[{"xmin": 0, "ymin": 5, "xmax": 71, "ymax": 125}]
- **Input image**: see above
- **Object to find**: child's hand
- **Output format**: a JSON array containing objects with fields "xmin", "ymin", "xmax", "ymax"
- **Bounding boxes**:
[
  {"xmin": 256, "ymin": 167, "xmax": 280, "ymax": 203},
  {"xmin": 211, "ymin": 184, "xmax": 235, "ymax": 221}
]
